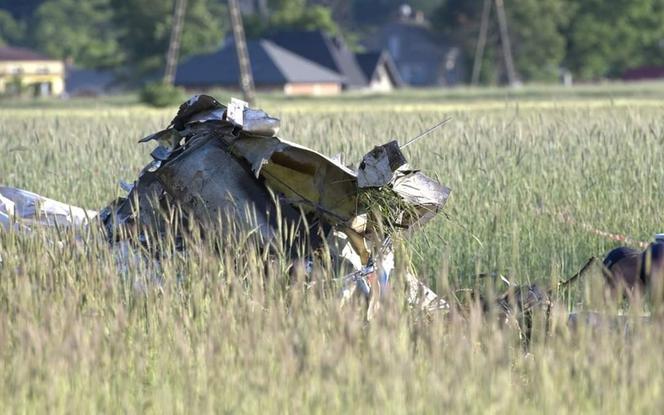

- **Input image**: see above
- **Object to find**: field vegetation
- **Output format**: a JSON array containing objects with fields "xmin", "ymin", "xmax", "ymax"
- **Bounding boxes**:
[{"xmin": 1, "ymin": 86, "xmax": 664, "ymax": 413}]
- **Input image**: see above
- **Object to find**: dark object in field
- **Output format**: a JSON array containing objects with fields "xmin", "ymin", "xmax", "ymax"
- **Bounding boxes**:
[
  {"xmin": 601, "ymin": 243, "xmax": 664, "ymax": 295},
  {"xmin": 492, "ymin": 283, "xmax": 551, "ymax": 345},
  {"xmin": 496, "ymin": 284, "xmax": 551, "ymax": 317}
]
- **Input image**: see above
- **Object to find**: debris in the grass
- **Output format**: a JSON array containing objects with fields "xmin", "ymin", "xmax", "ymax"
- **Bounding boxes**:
[
  {"xmin": 106, "ymin": 95, "xmax": 450, "ymax": 313},
  {"xmin": 0, "ymin": 186, "xmax": 97, "ymax": 230},
  {"xmin": 357, "ymin": 140, "xmax": 407, "ymax": 188},
  {"xmin": 1, "ymin": 95, "xmax": 451, "ymax": 317},
  {"xmin": 601, "ymin": 240, "xmax": 664, "ymax": 294},
  {"xmin": 405, "ymin": 272, "xmax": 451, "ymax": 311}
]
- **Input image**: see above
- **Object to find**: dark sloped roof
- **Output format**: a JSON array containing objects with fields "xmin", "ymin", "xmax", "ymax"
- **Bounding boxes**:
[
  {"xmin": 356, "ymin": 52, "xmax": 382, "ymax": 80},
  {"xmin": 175, "ymin": 39, "xmax": 343, "ymax": 87},
  {"xmin": 356, "ymin": 50, "xmax": 405, "ymax": 88},
  {"xmin": 267, "ymin": 30, "xmax": 368, "ymax": 88},
  {"xmin": 0, "ymin": 46, "xmax": 55, "ymax": 61}
]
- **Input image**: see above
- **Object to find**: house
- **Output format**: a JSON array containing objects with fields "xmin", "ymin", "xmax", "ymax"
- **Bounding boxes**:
[
  {"xmin": 0, "ymin": 46, "xmax": 65, "ymax": 97},
  {"xmin": 266, "ymin": 30, "xmax": 368, "ymax": 90},
  {"xmin": 175, "ymin": 39, "xmax": 343, "ymax": 96},
  {"xmin": 364, "ymin": 13, "xmax": 463, "ymax": 87},
  {"xmin": 356, "ymin": 51, "xmax": 404, "ymax": 92}
]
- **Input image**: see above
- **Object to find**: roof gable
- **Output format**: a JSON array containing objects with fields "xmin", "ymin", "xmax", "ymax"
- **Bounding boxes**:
[
  {"xmin": 175, "ymin": 39, "xmax": 342, "ymax": 87},
  {"xmin": 356, "ymin": 50, "xmax": 404, "ymax": 88},
  {"xmin": 267, "ymin": 30, "xmax": 368, "ymax": 88},
  {"xmin": 0, "ymin": 46, "xmax": 56, "ymax": 62},
  {"xmin": 356, "ymin": 52, "xmax": 382, "ymax": 80}
]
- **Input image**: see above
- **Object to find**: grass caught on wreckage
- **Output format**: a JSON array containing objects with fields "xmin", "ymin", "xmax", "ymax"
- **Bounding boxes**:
[{"xmin": 1, "ymin": 86, "xmax": 664, "ymax": 413}]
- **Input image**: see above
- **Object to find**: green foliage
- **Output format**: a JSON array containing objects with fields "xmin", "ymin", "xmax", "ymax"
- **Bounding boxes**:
[
  {"xmin": 245, "ymin": 0, "xmax": 340, "ymax": 38},
  {"xmin": 0, "ymin": 9, "xmax": 24, "ymax": 46},
  {"xmin": 434, "ymin": 0, "xmax": 570, "ymax": 83},
  {"xmin": 435, "ymin": 0, "xmax": 664, "ymax": 82},
  {"xmin": 30, "ymin": 0, "xmax": 122, "ymax": 68},
  {"xmin": 139, "ymin": 82, "xmax": 186, "ymax": 107},
  {"xmin": 508, "ymin": 0, "xmax": 570, "ymax": 81},
  {"xmin": 110, "ymin": 0, "xmax": 227, "ymax": 77},
  {"xmin": 564, "ymin": 0, "xmax": 664, "ymax": 79}
]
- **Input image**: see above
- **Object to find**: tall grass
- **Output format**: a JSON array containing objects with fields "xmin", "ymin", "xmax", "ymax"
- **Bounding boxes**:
[{"xmin": 1, "ymin": 93, "xmax": 664, "ymax": 413}]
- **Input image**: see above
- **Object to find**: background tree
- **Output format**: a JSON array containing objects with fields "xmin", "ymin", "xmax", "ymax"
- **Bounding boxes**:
[
  {"xmin": 244, "ymin": 0, "xmax": 340, "ymax": 38},
  {"xmin": 110, "ymin": 0, "xmax": 227, "ymax": 77},
  {"xmin": 508, "ymin": 0, "xmax": 570, "ymax": 81},
  {"xmin": 434, "ymin": 0, "xmax": 569, "ymax": 83},
  {"xmin": 0, "ymin": 10, "xmax": 24, "ymax": 46},
  {"xmin": 29, "ymin": 0, "xmax": 122, "ymax": 68},
  {"xmin": 564, "ymin": 0, "xmax": 664, "ymax": 79}
]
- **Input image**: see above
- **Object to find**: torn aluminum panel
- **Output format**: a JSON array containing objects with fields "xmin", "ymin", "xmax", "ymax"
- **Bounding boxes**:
[
  {"xmin": 0, "ymin": 186, "xmax": 97, "ymax": 229},
  {"xmin": 229, "ymin": 136, "xmax": 358, "ymax": 226},
  {"xmin": 226, "ymin": 98, "xmax": 280, "ymax": 137},
  {"xmin": 357, "ymin": 140, "xmax": 407, "ymax": 188},
  {"xmin": 391, "ymin": 170, "xmax": 451, "ymax": 229},
  {"xmin": 243, "ymin": 108, "xmax": 280, "ymax": 137},
  {"xmin": 227, "ymin": 97, "xmax": 248, "ymax": 126}
]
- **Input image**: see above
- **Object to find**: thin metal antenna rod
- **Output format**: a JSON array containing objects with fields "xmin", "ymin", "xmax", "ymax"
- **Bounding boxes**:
[{"xmin": 400, "ymin": 118, "xmax": 451, "ymax": 149}]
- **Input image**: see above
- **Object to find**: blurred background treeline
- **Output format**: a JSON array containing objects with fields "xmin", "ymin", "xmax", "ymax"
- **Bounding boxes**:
[{"xmin": 1, "ymin": 0, "xmax": 664, "ymax": 85}]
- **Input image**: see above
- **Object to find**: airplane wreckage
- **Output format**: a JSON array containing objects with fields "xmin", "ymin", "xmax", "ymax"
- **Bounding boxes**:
[
  {"xmin": 0, "ymin": 95, "xmax": 451, "ymax": 317},
  {"xmin": 2, "ymin": 95, "xmax": 662, "ymax": 333}
]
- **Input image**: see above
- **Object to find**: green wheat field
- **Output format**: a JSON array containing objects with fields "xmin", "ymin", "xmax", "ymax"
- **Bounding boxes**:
[{"xmin": 2, "ymin": 85, "xmax": 664, "ymax": 413}]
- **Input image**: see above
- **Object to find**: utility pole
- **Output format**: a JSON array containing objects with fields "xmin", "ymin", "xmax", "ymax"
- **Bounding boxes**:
[
  {"xmin": 494, "ymin": 0, "xmax": 518, "ymax": 86},
  {"xmin": 228, "ymin": 0, "xmax": 256, "ymax": 106},
  {"xmin": 471, "ymin": 0, "xmax": 492, "ymax": 86},
  {"xmin": 163, "ymin": 0, "xmax": 187, "ymax": 85}
]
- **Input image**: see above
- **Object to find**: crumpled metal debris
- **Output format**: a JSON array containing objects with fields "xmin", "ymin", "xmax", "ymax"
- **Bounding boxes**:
[
  {"xmin": 2, "ymin": 95, "xmax": 451, "ymax": 317},
  {"xmin": 357, "ymin": 140, "xmax": 407, "ymax": 188},
  {"xmin": 0, "ymin": 186, "xmax": 97, "ymax": 230}
]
